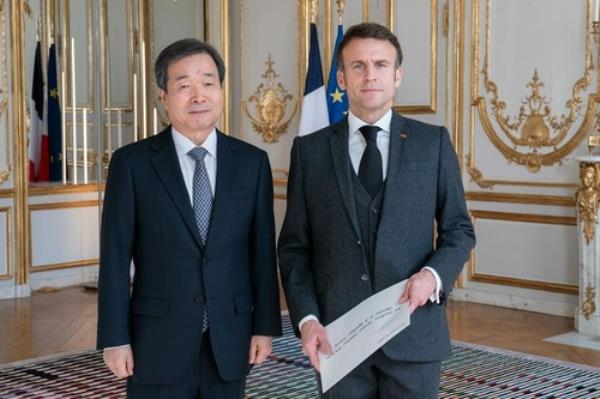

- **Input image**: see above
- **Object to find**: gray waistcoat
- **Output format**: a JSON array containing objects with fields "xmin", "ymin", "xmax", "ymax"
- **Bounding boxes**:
[{"xmin": 351, "ymin": 170, "xmax": 385, "ymax": 287}]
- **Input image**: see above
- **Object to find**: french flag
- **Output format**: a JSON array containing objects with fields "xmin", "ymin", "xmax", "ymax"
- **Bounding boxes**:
[
  {"xmin": 298, "ymin": 23, "xmax": 329, "ymax": 136},
  {"xmin": 28, "ymin": 41, "xmax": 49, "ymax": 182}
]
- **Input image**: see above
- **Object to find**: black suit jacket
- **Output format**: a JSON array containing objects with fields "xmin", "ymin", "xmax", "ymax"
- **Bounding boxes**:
[
  {"xmin": 97, "ymin": 127, "xmax": 282, "ymax": 384},
  {"xmin": 278, "ymin": 113, "xmax": 475, "ymax": 362}
]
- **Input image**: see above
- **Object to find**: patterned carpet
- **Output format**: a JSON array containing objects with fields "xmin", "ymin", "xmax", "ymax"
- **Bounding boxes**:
[{"xmin": 1, "ymin": 319, "xmax": 600, "ymax": 398}]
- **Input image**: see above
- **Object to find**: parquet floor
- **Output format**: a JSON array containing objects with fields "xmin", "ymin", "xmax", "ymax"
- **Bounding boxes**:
[{"xmin": 0, "ymin": 286, "xmax": 598, "ymax": 368}]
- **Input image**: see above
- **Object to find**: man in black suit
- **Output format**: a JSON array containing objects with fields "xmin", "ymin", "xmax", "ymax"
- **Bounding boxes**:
[
  {"xmin": 97, "ymin": 38, "xmax": 281, "ymax": 399},
  {"xmin": 278, "ymin": 23, "xmax": 475, "ymax": 398}
]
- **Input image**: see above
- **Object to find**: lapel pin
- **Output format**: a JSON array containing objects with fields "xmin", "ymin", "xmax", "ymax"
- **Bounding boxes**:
[{"xmin": 400, "ymin": 133, "xmax": 407, "ymax": 139}]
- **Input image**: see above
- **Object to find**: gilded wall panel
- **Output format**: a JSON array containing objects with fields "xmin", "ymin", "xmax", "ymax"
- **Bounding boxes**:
[
  {"xmin": 0, "ymin": 0, "xmax": 10, "ymax": 187},
  {"xmin": 468, "ymin": 210, "xmax": 578, "ymax": 294},
  {"xmin": 467, "ymin": 0, "xmax": 595, "ymax": 192},
  {"xmin": 29, "ymin": 202, "xmax": 99, "ymax": 271},
  {"xmin": 389, "ymin": 0, "xmax": 441, "ymax": 116},
  {"xmin": 238, "ymin": 0, "xmax": 298, "ymax": 171}
]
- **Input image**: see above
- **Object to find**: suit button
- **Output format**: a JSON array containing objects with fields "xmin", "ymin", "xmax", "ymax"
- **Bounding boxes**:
[
  {"xmin": 194, "ymin": 296, "xmax": 204, "ymax": 304},
  {"xmin": 372, "ymin": 208, "xmax": 378, "ymax": 214},
  {"xmin": 361, "ymin": 274, "xmax": 369, "ymax": 281},
  {"xmin": 356, "ymin": 240, "xmax": 362, "ymax": 245}
]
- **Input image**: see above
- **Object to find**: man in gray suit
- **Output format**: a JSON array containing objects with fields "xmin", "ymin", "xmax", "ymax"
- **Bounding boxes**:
[{"xmin": 278, "ymin": 22, "xmax": 475, "ymax": 398}]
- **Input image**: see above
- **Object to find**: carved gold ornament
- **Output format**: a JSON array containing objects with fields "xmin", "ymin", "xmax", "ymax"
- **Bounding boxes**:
[
  {"xmin": 582, "ymin": 284, "xmax": 596, "ymax": 320},
  {"xmin": 576, "ymin": 162, "xmax": 600, "ymax": 244},
  {"xmin": 588, "ymin": 112, "xmax": 600, "ymax": 153},
  {"xmin": 466, "ymin": 154, "xmax": 493, "ymax": 189},
  {"xmin": 476, "ymin": 66, "xmax": 592, "ymax": 173},
  {"xmin": 310, "ymin": 0, "xmax": 318, "ymax": 23},
  {"xmin": 243, "ymin": 55, "xmax": 297, "ymax": 144},
  {"xmin": 23, "ymin": 1, "xmax": 32, "ymax": 18},
  {"xmin": 467, "ymin": 0, "xmax": 598, "ymax": 188},
  {"xmin": 0, "ymin": 164, "xmax": 10, "ymax": 184},
  {"xmin": 336, "ymin": 0, "xmax": 345, "ymax": 21}
]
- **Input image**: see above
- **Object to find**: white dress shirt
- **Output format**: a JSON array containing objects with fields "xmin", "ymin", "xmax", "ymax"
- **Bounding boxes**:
[
  {"xmin": 171, "ymin": 127, "xmax": 217, "ymax": 202},
  {"xmin": 347, "ymin": 110, "xmax": 391, "ymax": 179},
  {"xmin": 298, "ymin": 110, "xmax": 442, "ymax": 331}
]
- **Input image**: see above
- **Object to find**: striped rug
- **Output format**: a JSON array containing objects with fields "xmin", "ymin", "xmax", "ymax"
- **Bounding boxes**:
[{"xmin": 1, "ymin": 318, "xmax": 599, "ymax": 398}]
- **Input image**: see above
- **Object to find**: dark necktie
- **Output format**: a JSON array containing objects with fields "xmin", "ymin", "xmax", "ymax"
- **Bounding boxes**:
[
  {"xmin": 358, "ymin": 125, "xmax": 383, "ymax": 197},
  {"xmin": 187, "ymin": 147, "xmax": 212, "ymax": 332},
  {"xmin": 188, "ymin": 147, "xmax": 213, "ymax": 246}
]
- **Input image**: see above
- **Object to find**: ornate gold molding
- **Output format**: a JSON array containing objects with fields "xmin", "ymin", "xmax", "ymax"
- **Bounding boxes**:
[
  {"xmin": 0, "ymin": 0, "xmax": 10, "ymax": 186},
  {"xmin": 11, "ymin": 0, "xmax": 31, "ymax": 285},
  {"xmin": 23, "ymin": 1, "xmax": 32, "ymax": 18},
  {"xmin": 465, "ymin": 153, "xmax": 493, "ymax": 189},
  {"xmin": 470, "ymin": 95, "xmax": 599, "ymax": 188},
  {"xmin": 0, "ymin": 189, "xmax": 14, "ymax": 198},
  {"xmin": 471, "ymin": 210, "xmax": 576, "ymax": 226},
  {"xmin": 576, "ymin": 162, "xmax": 600, "ymax": 244},
  {"xmin": 29, "ymin": 182, "xmax": 102, "ymax": 196},
  {"xmin": 0, "ymin": 166, "xmax": 11, "ymax": 186},
  {"xmin": 466, "ymin": 191, "xmax": 575, "ymax": 207},
  {"xmin": 244, "ymin": 55, "xmax": 297, "ymax": 144},
  {"xmin": 30, "ymin": 258, "xmax": 98, "ymax": 272},
  {"xmin": 582, "ymin": 284, "xmax": 596, "ymax": 320},
  {"xmin": 469, "ymin": 0, "xmax": 596, "ymax": 188},
  {"xmin": 29, "ymin": 199, "xmax": 100, "ymax": 211},
  {"xmin": 478, "ymin": 66, "xmax": 593, "ymax": 173}
]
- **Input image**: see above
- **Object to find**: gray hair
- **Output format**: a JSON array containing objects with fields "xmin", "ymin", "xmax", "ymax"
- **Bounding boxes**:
[{"xmin": 154, "ymin": 38, "xmax": 225, "ymax": 91}]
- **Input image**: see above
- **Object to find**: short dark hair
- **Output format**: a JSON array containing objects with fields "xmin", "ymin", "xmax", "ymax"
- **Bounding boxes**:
[
  {"xmin": 336, "ymin": 22, "xmax": 403, "ymax": 71},
  {"xmin": 154, "ymin": 38, "xmax": 225, "ymax": 91}
]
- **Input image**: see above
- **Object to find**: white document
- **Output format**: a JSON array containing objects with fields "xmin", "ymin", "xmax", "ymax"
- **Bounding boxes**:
[{"xmin": 318, "ymin": 279, "xmax": 410, "ymax": 393}]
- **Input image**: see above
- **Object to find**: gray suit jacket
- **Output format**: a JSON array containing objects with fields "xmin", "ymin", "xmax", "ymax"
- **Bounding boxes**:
[{"xmin": 278, "ymin": 113, "xmax": 475, "ymax": 362}]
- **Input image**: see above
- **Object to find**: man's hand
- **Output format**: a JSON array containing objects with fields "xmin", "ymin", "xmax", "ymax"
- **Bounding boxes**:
[
  {"xmin": 103, "ymin": 346, "xmax": 134, "ymax": 379},
  {"xmin": 300, "ymin": 320, "xmax": 333, "ymax": 372},
  {"xmin": 248, "ymin": 335, "xmax": 273, "ymax": 365},
  {"xmin": 399, "ymin": 269, "xmax": 437, "ymax": 314}
]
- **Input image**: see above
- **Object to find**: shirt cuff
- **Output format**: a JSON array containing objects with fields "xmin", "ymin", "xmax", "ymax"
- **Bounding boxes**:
[
  {"xmin": 422, "ymin": 266, "xmax": 442, "ymax": 304},
  {"xmin": 103, "ymin": 344, "xmax": 131, "ymax": 351},
  {"xmin": 298, "ymin": 314, "xmax": 319, "ymax": 331}
]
